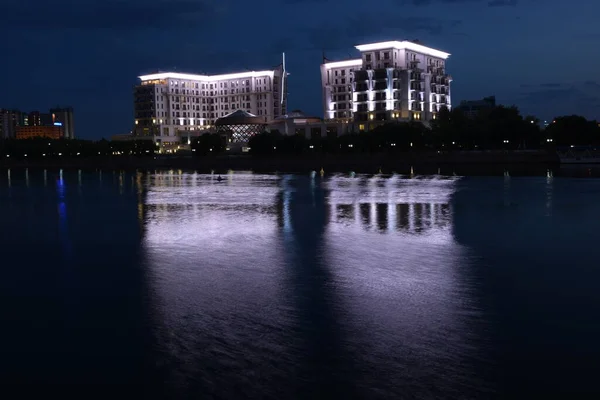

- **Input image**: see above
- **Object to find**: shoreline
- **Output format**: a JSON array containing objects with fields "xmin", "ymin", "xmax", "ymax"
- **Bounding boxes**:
[
  {"xmin": 3, "ymin": 150, "xmax": 597, "ymax": 177},
  {"xmin": 0, "ymin": 150, "xmax": 558, "ymax": 171}
]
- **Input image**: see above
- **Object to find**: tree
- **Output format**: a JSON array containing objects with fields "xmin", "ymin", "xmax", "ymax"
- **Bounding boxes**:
[
  {"xmin": 248, "ymin": 130, "xmax": 284, "ymax": 156},
  {"xmin": 545, "ymin": 115, "xmax": 600, "ymax": 147},
  {"xmin": 191, "ymin": 133, "xmax": 225, "ymax": 155}
]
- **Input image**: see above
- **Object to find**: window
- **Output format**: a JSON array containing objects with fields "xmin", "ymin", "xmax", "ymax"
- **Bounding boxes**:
[
  {"xmin": 384, "ymin": 52, "xmax": 390, "ymax": 60},
  {"xmin": 366, "ymin": 54, "xmax": 371, "ymax": 62}
]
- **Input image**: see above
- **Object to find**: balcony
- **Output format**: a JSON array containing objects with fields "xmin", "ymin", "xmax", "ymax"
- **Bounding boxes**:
[
  {"xmin": 373, "ymin": 68, "xmax": 387, "ymax": 80},
  {"xmin": 354, "ymin": 70, "xmax": 368, "ymax": 81}
]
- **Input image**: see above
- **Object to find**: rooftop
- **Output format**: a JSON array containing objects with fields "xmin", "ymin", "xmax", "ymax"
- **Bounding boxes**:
[
  {"xmin": 139, "ymin": 70, "xmax": 276, "ymax": 82},
  {"xmin": 355, "ymin": 40, "xmax": 450, "ymax": 59},
  {"xmin": 215, "ymin": 109, "xmax": 265, "ymax": 126},
  {"xmin": 322, "ymin": 59, "xmax": 363, "ymax": 69}
]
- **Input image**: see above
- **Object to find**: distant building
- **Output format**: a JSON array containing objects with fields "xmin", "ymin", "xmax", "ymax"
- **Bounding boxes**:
[
  {"xmin": 28, "ymin": 111, "xmax": 53, "ymax": 126},
  {"xmin": 111, "ymin": 133, "xmax": 135, "ymax": 141},
  {"xmin": 50, "ymin": 107, "xmax": 75, "ymax": 139},
  {"xmin": 0, "ymin": 109, "xmax": 22, "ymax": 138},
  {"xmin": 268, "ymin": 109, "xmax": 334, "ymax": 139},
  {"xmin": 133, "ymin": 56, "xmax": 288, "ymax": 150},
  {"xmin": 16, "ymin": 125, "xmax": 63, "ymax": 140},
  {"xmin": 321, "ymin": 40, "xmax": 452, "ymax": 127},
  {"xmin": 457, "ymin": 96, "xmax": 496, "ymax": 118},
  {"xmin": 1, "ymin": 107, "xmax": 74, "ymax": 139}
]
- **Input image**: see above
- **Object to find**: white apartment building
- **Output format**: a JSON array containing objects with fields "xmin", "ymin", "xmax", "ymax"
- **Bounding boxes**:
[
  {"xmin": 133, "ymin": 62, "xmax": 287, "ymax": 145},
  {"xmin": 320, "ymin": 40, "xmax": 451, "ymax": 127}
]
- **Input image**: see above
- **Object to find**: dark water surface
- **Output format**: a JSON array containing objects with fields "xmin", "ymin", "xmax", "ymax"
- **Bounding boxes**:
[{"xmin": 1, "ymin": 169, "xmax": 599, "ymax": 398}]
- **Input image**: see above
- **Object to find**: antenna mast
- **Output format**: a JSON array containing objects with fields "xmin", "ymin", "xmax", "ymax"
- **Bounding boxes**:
[{"xmin": 281, "ymin": 52, "xmax": 286, "ymax": 107}]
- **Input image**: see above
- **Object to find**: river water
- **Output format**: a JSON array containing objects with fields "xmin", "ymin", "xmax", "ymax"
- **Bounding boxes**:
[{"xmin": 1, "ymin": 169, "xmax": 599, "ymax": 398}]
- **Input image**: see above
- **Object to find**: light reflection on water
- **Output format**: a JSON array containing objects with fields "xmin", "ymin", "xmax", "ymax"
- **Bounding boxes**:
[
  {"xmin": 142, "ymin": 171, "xmax": 490, "ymax": 398},
  {"xmin": 6, "ymin": 170, "xmax": 600, "ymax": 397}
]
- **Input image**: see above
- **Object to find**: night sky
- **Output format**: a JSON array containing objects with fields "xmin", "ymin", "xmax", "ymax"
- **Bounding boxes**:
[{"xmin": 1, "ymin": 0, "xmax": 598, "ymax": 139}]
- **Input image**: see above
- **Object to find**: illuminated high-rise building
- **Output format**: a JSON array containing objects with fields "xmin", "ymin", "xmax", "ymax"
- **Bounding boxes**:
[
  {"xmin": 133, "ymin": 58, "xmax": 288, "ymax": 146},
  {"xmin": 0, "ymin": 109, "xmax": 21, "ymax": 139},
  {"xmin": 320, "ymin": 40, "xmax": 452, "ymax": 126},
  {"xmin": 50, "ymin": 107, "xmax": 75, "ymax": 139}
]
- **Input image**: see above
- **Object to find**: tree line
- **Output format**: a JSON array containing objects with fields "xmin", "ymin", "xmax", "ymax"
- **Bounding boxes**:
[
  {"xmin": 0, "ymin": 138, "xmax": 157, "ymax": 159},
  {"xmin": 192, "ymin": 105, "xmax": 599, "ymax": 156}
]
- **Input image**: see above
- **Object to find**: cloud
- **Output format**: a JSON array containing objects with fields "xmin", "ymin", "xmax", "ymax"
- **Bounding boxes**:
[
  {"xmin": 301, "ymin": 15, "xmax": 461, "ymax": 52},
  {"xmin": 0, "ymin": 0, "xmax": 221, "ymax": 31},
  {"xmin": 517, "ymin": 82, "xmax": 600, "ymax": 120},
  {"xmin": 574, "ymin": 32, "xmax": 600, "ymax": 39},
  {"xmin": 402, "ymin": 0, "xmax": 518, "ymax": 6},
  {"xmin": 488, "ymin": 0, "xmax": 517, "ymax": 6}
]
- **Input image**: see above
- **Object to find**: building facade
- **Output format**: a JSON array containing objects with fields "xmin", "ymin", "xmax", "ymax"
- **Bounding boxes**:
[
  {"xmin": 1, "ymin": 107, "xmax": 74, "ymax": 139},
  {"xmin": 16, "ymin": 125, "xmax": 63, "ymax": 140},
  {"xmin": 28, "ymin": 111, "xmax": 53, "ymax": 127},
  {"xmin": 457, "ymin": 96, "xmax": 495, "ymax": 118},
  {"xmin": 50, "ymin": 107, "xmax": 75, "ymax": 139},
  {"xmin": 0, "ymin": 109, "xmax": 21, "ymax": 139},
  {"xmin": 268, "ymin": 110, "xmax": 354, "ymax": 140},
  {"xmin": 321, "ymin": 40, "xmax": 452, "ymax": 127},
  {"xmin": 133, "ymin": 61, "xmax": 288, "ymax": 147}
]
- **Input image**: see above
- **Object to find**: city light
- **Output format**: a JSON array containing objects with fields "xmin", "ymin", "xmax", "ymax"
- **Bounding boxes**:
[
  {"xmin": 355, "ymin": 41, "xmax": 450, "ymax": 59},
  {"xmin": 323, "ymin": 59, "xmax": 362, "ymax": 69},
  {"xmin": 139, "ymin": 70, "xmax": 276, "ymax": 82}
]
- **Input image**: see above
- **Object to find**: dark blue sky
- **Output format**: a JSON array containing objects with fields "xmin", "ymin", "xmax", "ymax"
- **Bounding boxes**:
[{"xmin": 1, "ymin": 0, "xmax": 598, "ymax": 139}]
